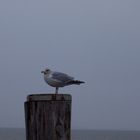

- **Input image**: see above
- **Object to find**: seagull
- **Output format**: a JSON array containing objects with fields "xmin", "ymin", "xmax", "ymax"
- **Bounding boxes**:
[{"xmin": 41, "ymin": 68, "xmax": 85, "ymax": 94}]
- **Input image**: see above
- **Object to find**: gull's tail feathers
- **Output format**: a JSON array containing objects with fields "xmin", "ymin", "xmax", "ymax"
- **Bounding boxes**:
[{"xmin": 67, "ymin": 80, "xmax": 85, "ymax": 85}]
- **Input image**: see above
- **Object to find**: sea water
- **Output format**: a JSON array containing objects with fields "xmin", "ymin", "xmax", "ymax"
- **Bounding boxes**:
[{"xmin": 0, "ymin": 128, "xmax": 140, "ymax": 140}]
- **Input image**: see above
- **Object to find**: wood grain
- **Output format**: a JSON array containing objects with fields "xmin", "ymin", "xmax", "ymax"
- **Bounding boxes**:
[{"xmin": 25, "ymin": 94, "xmax": 72, "ymax": 140}]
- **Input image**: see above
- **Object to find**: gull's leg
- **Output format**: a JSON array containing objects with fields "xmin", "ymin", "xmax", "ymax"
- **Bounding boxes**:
[{"xmin": 55, "ymin": 87, "xmax": 59, "ymax": 94}]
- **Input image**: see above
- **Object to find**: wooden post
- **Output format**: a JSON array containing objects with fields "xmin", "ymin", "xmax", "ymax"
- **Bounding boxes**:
[{"xmin": 24, "ymin": 94, "xmax": 72, "ymax": 140}]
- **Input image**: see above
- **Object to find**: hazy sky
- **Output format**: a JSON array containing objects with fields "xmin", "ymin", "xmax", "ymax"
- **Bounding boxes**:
[{"xmin": 0, "ymin": 0, "xmax": 140, "ymax": 130}]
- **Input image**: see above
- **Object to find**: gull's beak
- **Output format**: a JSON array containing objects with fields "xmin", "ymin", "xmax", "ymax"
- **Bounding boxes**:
[{"xmin": 41, "ymin": 71, "xmax": 45, "ymax": 74}]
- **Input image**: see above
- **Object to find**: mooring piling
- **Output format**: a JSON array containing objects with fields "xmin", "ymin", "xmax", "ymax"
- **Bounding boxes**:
[{"xmin": 24, "ymin": 94, "xmax": 72, "ymax": 140}]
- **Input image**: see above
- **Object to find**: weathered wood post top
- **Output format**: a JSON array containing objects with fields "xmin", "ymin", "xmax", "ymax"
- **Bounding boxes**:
[
  {"xmin": 24, "ymin": 94, "xmax": 72, "ymax": 140},
  {"xmin": 26, "ymin": 94, "xmax": 71, "ymax": 101}
]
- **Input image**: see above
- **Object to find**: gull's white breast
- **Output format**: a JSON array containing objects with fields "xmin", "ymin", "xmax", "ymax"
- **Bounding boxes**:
[{"xmin": 44, "ymin": 75, "xmax": 64, "ymax": 87}]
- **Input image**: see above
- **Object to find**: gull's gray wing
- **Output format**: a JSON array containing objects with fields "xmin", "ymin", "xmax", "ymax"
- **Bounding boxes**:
[{"xmin": 51, "ymin": 72, "xmax": 74, "ymax": 83}]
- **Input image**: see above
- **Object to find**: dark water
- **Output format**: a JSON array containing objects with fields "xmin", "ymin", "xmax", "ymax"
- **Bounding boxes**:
[
  {"xmin": 0, "ymin": 128, "xmax": 140, "ymax": 140},
  {"xmin": 72, "ymin": 129, "xmax": 140, "ymax": 140},
  {"xmin": 0, "ymin": 128, "xmax": 25, "ymax": 140}
]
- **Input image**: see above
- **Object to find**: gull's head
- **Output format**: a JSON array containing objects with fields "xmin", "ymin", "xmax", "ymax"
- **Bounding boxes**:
[{"xmin": 41, "ymin": 68, "xmax": 51, "ymax": 75}]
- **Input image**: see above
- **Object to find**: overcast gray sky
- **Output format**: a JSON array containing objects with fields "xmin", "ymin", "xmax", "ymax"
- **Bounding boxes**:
[{"xmin": 0, "ymin": 0, "xmax": 140, "ymax": 130}]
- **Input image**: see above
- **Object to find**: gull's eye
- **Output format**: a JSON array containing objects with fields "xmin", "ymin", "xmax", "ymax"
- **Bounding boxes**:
[{"xmin": 45, "ymin": 69, "xmax": 50, "ymax": 72}]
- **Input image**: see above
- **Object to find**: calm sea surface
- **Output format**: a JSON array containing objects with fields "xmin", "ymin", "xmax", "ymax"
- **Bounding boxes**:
[{"xmin": 0, "ymin": 128, "xmax": 140, "ymax": 140}]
